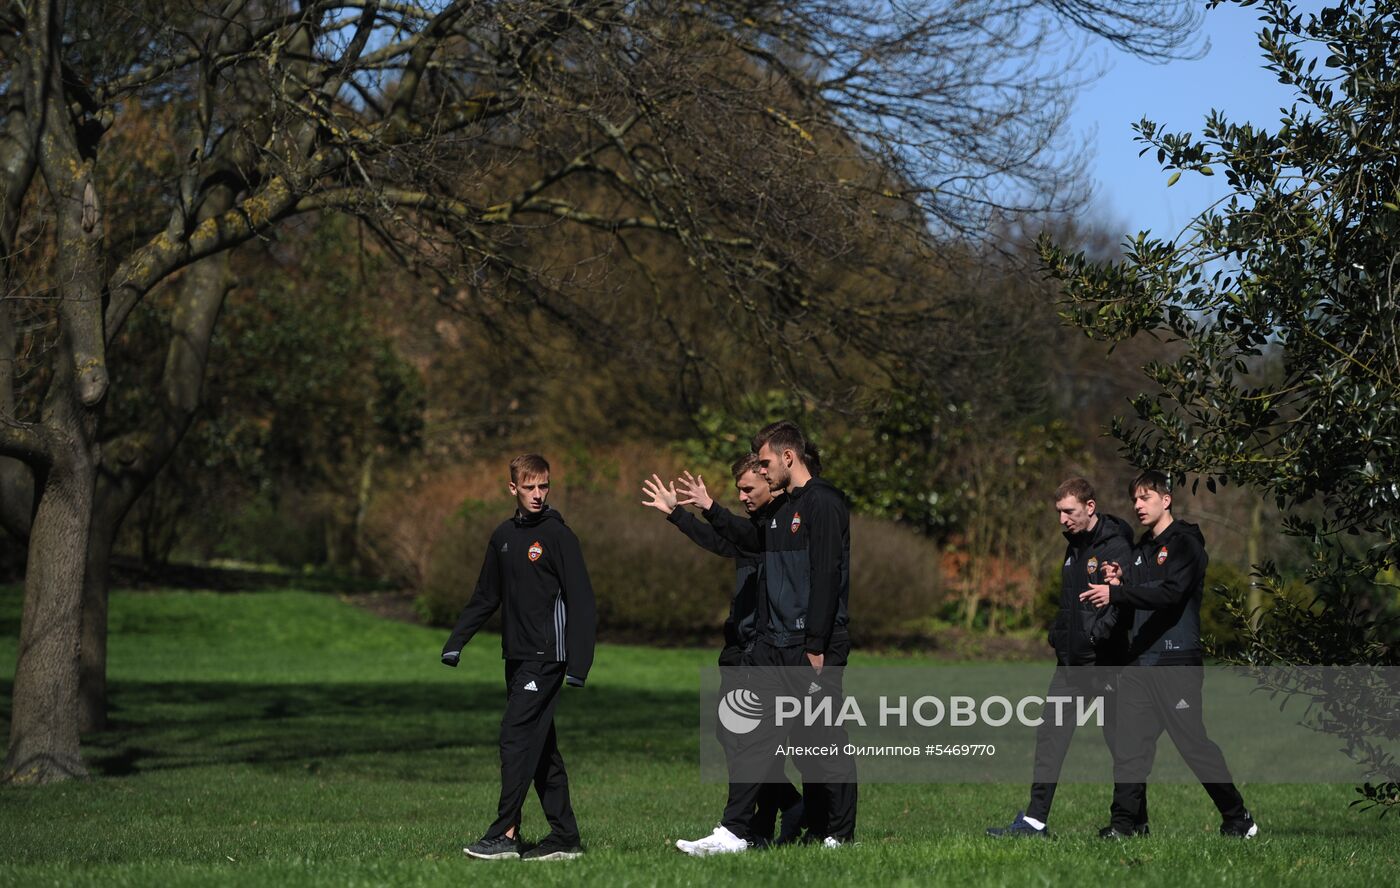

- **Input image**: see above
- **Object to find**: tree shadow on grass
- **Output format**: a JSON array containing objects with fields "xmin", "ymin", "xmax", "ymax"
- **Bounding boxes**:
[
  {"xmin": 108, "ymin": 557, "xmax": 389, "ymax": 595},
  {"xmin": 0, "ymin": 678, "xmax": 701, "ymax": 779}
]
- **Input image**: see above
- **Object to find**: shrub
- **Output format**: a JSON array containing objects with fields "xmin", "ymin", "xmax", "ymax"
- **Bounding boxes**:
[{"xmin": 848, "ymin": 514, "xmax": 945, "ymax": 641}]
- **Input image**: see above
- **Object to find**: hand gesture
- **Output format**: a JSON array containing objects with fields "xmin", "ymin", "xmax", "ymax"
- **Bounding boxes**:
[
  {"xmin": 675, "ymin": 470, "xmax": 714, "ymax": 511},
  {"xmin": 1080, "ymin": 583, "xmax": 1112, "ymax": 608},
  {"xmin": 641, "ymin": 473, "xmax": 679, "ymax": 514},
  {"xmin": 1102, "ymin": 561, "xmax": 1122, "ymax": 584}
]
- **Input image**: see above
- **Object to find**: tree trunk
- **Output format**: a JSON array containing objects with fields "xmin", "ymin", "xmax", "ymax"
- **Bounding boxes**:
[
  {"xmin": 0, "ymin": 299, "xmax": 33, "ymax": 542},
  {"xmin": 352, "ymin": 450, "xmax": 375, "ymax": 572},
  {"xmin": 1246, "ymin": 499, "xmax": 1264, "ymax": 631},
  {"xmin": 4, "ymin": 358, "xmax": 97, "ymax": 783},
  {"xmin": 78, "ymin": 522, "xmax": 114, "ymax": 733}
]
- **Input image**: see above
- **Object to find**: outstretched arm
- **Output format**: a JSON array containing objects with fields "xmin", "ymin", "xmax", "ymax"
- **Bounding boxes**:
[
  {"xmin": 678, "ymin": 470, "xmax": 762, "ymax": 550},
  {"xmin": 669, "ymin": 505, "xmax": 743, "ymax": 558}
]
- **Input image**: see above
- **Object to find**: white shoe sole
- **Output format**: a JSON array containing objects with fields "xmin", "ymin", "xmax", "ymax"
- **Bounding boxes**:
[
  {"xmin": 523, "ymin": 850, "xmax": 582, "ymax": 861},
  {"xmin": 463, "ymin": 848, "xmax": 520, "ymax": 860},
  {"xmin": 675, "ymin": 839, "xmax": 746, "ymax": 857}
]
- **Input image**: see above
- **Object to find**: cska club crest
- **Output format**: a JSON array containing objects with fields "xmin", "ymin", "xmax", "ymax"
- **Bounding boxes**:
[
  {"xmin": 528, "ymin": 541, "xmax": 544, "ymax": 562},
  {"xmin": 1156, "ymin": 546, "xmax": 1168, "ymax": 565},
  {"xmin": 1087, "ymin": 556, "xmax": 1099, "ymax": 575},
  {"xmin": 791, "ymin": 512, "xmax": 802, "ymax": 534}
]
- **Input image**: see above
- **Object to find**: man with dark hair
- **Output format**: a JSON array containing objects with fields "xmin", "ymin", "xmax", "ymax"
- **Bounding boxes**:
[
  {"xmin": 1082, "ymin": 470, "xmax": 1258, "ymax": 839},
  {"xmin": 442, "ymin": 453, "xmax": 598, "ymax": 861},
  {"xmin": 678, "ymin": 420, "xmax": 858, "ymax": 846},
  {"xmin": 641, "ymin": 455, "xmax": 803, "ymax": 854},
  {"xmin": 987, "ymin": 477, "xmax": 1138, "ymax": 837}
]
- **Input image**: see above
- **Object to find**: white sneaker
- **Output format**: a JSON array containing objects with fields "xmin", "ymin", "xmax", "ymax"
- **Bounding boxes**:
[
  {"xmin": 675, "ymin": 825, "xmax": 749, "ymax": 856},
  {"xmin": 822, "ymin": 836, "xmax": 844, "ymax": 849}
]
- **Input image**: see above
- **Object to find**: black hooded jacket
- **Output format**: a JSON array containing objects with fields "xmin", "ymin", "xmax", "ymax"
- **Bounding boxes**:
[
  {"xmin": 1110, "ymin": 519, "xmax": 1208, "ymax": 666},
  {"xmin": 1050, "ymin": 512, "xmax": 1135, "ymax": 666},
  {"xmin": 666, "ymin": 497, "xmax": 784, "ymax": 653},
  {"xmin": 703, "ymin": 477, "xmax": 850, "ymax": 653},
  {"xmin": 440, "ymin": 505, "xmax": 598, "ymax": 685}
]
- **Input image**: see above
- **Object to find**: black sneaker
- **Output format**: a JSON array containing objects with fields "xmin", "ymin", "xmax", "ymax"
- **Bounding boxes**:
[
  {"xmin": 464, "ymin": 833, "xmax": 522, "ymax": 860},
  {"xmin": 986, "ymin": 811, "xmax": 1048, "ymax": 838},
  {"xmin": 1220, "ymin": 812, "xmax": 1259, "ymax": 839},
  {"xmin": 521, "ymin": 836, "xmax": 584, "ymax": 861},
  {"xmin": 1098, "ymin": 822, "xmax": 1150, "ymax": 839}
]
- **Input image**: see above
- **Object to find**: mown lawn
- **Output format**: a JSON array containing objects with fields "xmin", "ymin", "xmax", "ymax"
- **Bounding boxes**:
[{"xmin": 0, "ymin": 585, "xmax": 1394, "ymax": 886}]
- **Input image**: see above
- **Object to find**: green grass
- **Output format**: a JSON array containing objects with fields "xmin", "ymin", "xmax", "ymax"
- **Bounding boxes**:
[{"xmin": 0, "ymin": 585, "xmax": 1395, "ymax": 886}]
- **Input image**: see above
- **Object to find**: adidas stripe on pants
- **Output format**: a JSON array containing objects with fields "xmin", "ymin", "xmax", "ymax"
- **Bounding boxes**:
[{"xmin": 486, "ymin": 659, "xmax": 579, "ymax": 843}]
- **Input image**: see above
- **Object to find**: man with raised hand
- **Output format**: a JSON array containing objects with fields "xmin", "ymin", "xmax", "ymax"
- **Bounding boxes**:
[
  {"xmin": 987, "ymin": 477, "xmax": 1138, "ymax": 838},
  {"xmin": 1082, "ymin": 470, "xmax": 1258, "ymax": 840},
  {"xmin": 441, "ymin": 453, "xmax": 597, "ymax": 862},
  {"xmin": 641, "ymin": 455, "xmax": 803, "ymax": 855},
  {"xmin": 678, "ymin": 420, "xmax": 857, "ymax": 847}
]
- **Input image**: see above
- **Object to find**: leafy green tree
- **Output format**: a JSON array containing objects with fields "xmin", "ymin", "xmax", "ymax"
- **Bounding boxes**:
[{"xmin": 1042, "ymin": 0, "xmax": 1400, "ymax": 811}]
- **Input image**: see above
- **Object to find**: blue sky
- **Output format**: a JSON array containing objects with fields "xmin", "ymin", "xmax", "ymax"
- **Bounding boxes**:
[{"xmin": 1073, "ymin": 2, "xmax": 1315, "ymax": 240}]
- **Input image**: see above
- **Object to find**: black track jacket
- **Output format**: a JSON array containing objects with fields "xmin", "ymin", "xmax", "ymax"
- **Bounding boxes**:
[
  {"xmin": 440, "ymin": 506, "xmax": 597, "ymax": 685},
  {"xmin": 704, "ymin": 477, "xmax": 850, "ymax": 653},
  {"xmin": 1050, "ymin": 512, "xmax": 1135, "ymax": 666},
  {"xmin": 1109, "ymin": 519, "xmax": 1208, "ymax": 666},
  {"xmin": 666, "ymin": 497, "xmax": 784, "ymax": 652}
]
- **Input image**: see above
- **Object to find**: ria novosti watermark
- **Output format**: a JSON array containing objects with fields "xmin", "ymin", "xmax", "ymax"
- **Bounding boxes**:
[
  {"xmin": 699, "ymin": 664, "xmax": 1397, "ymax": 785},
  {"xmin": 719, "ymin": 686, "xmax": 1106, "ymax": 734}
]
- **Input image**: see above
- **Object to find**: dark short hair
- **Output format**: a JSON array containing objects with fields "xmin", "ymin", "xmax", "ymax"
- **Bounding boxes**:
[
  {"xmin": 509, "ymin": 453, "xmax": 550, "ymax": 483},
  {"xmin": 753, "ymin": 420, "xmax": 810, "ymax": 467},
  {"xmin": 1129, "ymin": 470, "xmax": 1172, "ymax": 501},
  {"xmin": 1054, "ymin": 477, "xmax": 1095, "ymax": 504},
  {"xmin": 730, "ymin": 453, "xmax": 761, "ymax": 481}
]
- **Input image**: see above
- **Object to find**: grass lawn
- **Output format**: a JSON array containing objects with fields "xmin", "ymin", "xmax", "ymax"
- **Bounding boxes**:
[{"xmin": 0, "ymin": 585, "xmax": 1394, "ymax": 886}]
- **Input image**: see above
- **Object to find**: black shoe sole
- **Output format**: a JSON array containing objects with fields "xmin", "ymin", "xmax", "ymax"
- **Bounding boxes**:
[{"xmin": 1098, "ymin": 826, "xmax": 1149, "ymax": 839}]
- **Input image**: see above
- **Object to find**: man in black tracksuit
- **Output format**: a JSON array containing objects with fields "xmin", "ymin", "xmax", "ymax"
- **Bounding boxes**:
[
  {"xmin": 1082, "ymin": 470, "xmax": 1258, "ymax": 839},
  {"xmin": 441, "ymin": 454, "xmax": 598, "ymax": 861},
  {"xmin": 679, "ymin": 421, "xmax": 857, "ymax": 845},
  {"xmin": 641, "ymin": 457, "xmax": 802, "ymax": 853},
  {"xmin": 988, "ymin": 477, "xmax": 1140, "ymax": 837}
]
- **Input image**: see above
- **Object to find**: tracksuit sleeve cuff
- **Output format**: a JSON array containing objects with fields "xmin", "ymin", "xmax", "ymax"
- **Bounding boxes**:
[
  {"xmin": 441, "ymin": 650, "xmax": 461, "ymax": 667},
  {"xmin": 667, "ymin": 507, "xmax": 685, "ymax": 524},
  {"xmin": 565, "ymin": 674, "xmax": 586, "ymax": 687}
]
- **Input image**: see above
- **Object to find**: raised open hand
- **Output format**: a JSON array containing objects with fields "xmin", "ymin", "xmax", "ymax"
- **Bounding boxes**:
[
  {"xmin": 675, "ymin": 470, "xmax": 713, "ymax": 511},
  {"xmin": 641, "ymin": 473, "xmax": 679, "ymax": 514}
]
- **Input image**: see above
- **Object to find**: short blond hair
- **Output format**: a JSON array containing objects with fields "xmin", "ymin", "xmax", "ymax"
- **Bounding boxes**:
[{"xmin": 509, "ymin": 453, "xmax": 550, "ymax": 483}]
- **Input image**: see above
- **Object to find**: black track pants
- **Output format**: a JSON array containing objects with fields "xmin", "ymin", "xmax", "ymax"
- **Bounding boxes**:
[
  {"xmin": 725, "ymin": 638, "xmax": 858, "ymax": 842},
  {"xmin": 486, "ymin": 659, "xmax": 580, "ymax": 843},
  {"xmin": 1026, "ymin": 665, "xmax": 1146, "ymax": 825},
  {"xmin": 1109, "ymin": 666, "xmax": 1246, "ymax": 828}
]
